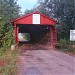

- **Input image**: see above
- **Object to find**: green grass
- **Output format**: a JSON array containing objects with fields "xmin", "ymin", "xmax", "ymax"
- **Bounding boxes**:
[{"xmin": 0, "ymin": 48, "xmax": 18, "ymax": 75}]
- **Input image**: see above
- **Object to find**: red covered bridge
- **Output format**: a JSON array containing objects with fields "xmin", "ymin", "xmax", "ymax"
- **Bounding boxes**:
[{"xmin": 11, "ymin": 11, "xmax": 57, "ymax": 48}]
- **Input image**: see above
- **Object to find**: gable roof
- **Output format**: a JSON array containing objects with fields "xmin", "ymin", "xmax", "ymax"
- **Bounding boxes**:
[{"xmin": 11, "ymin": 11, "xmax": 57, "ymax": 23}]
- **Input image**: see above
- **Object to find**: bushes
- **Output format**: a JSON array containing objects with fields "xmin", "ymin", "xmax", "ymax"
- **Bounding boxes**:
[
  {"xmin": 59, "ymin": 38, "xmax": 68, "ymax": 49},
  {"xmin": 0, "ymin": 23, "xmax": 15, "ymax": 55},
  {"xmin": 1, "ymin": 29, "xmax": 14, "ymax": 48},
  {"xmin": 0, "ymin": 23, "xmax": 17, "ymax": 74},
  {"xmin": 59, "ymin": 38, "xmax": 75, "ymax": 53}
]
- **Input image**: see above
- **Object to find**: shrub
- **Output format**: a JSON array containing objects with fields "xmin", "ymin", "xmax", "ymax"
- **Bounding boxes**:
[
  {"xmin": 59, "ymin": 38, "xmax": 75, "ymax": 53},
  {"xmin": 0, "ymin": 23, "xmax": 15, "ymax": 55},
  {"xmin": 59, "ymin": 38, "xmax": 68, "ymax": 49}
]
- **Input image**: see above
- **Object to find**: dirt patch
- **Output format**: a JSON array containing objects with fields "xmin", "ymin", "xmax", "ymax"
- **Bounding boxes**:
[{"xmin": 0, "ymin": 60, "xmax": 7, "ymax": 67}]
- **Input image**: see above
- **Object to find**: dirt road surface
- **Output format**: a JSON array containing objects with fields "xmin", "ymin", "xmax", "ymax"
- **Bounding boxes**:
[{"xmin": 18, "ymin": 44, "xmax": 75, "ymax": 75}]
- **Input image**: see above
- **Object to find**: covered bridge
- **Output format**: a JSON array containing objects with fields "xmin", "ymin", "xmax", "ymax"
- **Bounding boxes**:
[{"xmin": 11, "ymin": 11, "xmax": 57, "ymax": 48}]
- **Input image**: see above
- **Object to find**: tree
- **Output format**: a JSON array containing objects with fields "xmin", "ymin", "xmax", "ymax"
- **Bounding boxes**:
[
  {"xmin": 37, "ymin": 0, "xmax": 75, "ymax": 39},
  {"xmin": 0, "ymin": 0, "xmax": 21, "ymax": 48},
  {"xmin": 24, "ymin": 9, "xmax": 33, "ymax": 15}
]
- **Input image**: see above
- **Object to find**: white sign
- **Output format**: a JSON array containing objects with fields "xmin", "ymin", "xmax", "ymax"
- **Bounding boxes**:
[
  {"xmin": 33, "ymin": 14, "xmax": 40, "ymax": 24},
  {"xmin": 73, "ymin": 30, "xmax": 75, "ymax": 33},
  {"xmin": 70, "ymin": 30, "xmax": 75, "ymax": 41}
]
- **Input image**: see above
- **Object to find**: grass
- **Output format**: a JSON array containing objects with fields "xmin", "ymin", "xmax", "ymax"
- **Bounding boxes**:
[{"xmin": 0, "ymin": 48, "xmax": 18, "ymax": 75}]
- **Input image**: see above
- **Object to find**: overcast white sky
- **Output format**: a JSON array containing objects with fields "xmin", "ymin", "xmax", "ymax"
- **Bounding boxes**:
[{"xmin": 17, "ymin": 0, "xmax": 38, "ymax": 13}]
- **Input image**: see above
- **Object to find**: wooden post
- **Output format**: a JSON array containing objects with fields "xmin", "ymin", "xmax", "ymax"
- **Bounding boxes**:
[
  {"xmin": 53, "ymin": 27, "xmax": 57, "ymax": 43},
  {"xmin": 16, "ymin": 27, "xmax": 19, "ymax": 43},
  {"xmin": 50, "ymin": 27, "xmax": 54, "ymax": 48},
  {"xmin": 14, "ymin": 23, "xmax": 19, "ymax": 43}
]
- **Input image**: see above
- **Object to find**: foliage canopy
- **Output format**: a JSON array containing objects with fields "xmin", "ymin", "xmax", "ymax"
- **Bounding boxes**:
[{"xmin": 37, "ymin": 0, "xmax": 75, "ymax": 39}]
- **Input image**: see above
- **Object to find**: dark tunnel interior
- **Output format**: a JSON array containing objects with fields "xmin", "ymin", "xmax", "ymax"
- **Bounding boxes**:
[{"xmin": 17, "ymin": 24, "xmax": 51, "ymax": 45}]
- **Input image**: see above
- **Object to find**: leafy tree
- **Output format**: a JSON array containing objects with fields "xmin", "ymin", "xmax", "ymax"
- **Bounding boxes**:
[
  {"xmin": 0, "ymin": 0, "xmax": 21, "ymax": 48},
  {"xmin": 37, "ymin": 0, "xmax": 75, "ymax": 39},
  {"xmin": 24, "ymin": 9, "xmax": 33, "ymax": 15}
]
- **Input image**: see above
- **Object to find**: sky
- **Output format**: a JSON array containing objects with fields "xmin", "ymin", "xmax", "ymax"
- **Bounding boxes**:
[{"xmin": 17, "ymin": 0, "xmax": 38, "ymax": 13}]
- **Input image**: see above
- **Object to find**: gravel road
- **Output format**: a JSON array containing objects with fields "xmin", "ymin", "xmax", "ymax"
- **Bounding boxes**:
[{"xmin": 18, "ymin": 45, "xmax": 75, "ymax": 75}]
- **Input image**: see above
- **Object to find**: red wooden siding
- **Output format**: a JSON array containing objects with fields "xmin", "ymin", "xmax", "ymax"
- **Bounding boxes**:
[
  {"xmin": 12, "ymin": 12, "xmax": 57, "ymax": 25},
  {"xmin": 40, "ymin": 15, "xmax": 56, "ymax": 25},
  {"xmin": 14, "ymin": 15, "xmax": 32, "ymax": 24}
]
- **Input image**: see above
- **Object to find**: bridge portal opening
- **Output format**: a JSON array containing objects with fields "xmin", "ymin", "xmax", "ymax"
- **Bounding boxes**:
[{"xmin": 17, "ymin": 24, "xmax": 51, "ymax": 46}]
